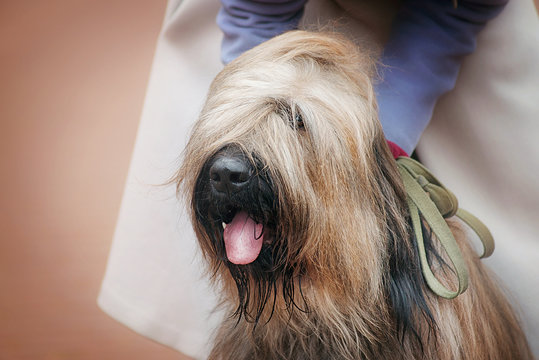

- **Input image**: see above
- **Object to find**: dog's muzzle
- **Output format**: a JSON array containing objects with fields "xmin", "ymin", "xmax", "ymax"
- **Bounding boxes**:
[{"xmin": 199, "ymin": 148, "xmax": 274, "ymax": 265}]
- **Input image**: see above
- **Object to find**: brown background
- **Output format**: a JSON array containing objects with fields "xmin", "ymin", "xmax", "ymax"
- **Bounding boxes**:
[
  {"xmin": 0, "ymin": 1, "xmax": 188, "ymax": 359},
  {"xmin": 1, "ymin": 1, "xmax": 537, "ymax": 360}
]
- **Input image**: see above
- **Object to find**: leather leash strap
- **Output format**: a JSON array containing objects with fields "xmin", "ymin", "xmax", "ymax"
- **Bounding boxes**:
[{"xmin": 396, "ymin": 157, "xmax": 494, "ymax": 299}]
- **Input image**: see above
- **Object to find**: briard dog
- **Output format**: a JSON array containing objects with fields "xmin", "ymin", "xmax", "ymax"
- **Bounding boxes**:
[{"xmin": 176, "ymin": 31, "xmax": 532, "ymax": 359}]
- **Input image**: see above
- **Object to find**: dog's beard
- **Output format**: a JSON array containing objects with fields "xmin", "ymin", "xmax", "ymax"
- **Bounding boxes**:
[
  {"xmin": 192, "ymin": 148, "xmax": 308, "ymax": 324},
  {"xmin": 193, "ymin": 150, "xmax": 276, "ymax": 262}
]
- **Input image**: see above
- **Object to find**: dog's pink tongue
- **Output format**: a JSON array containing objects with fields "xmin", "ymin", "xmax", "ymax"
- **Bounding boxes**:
[{"xmin": 223, "ymin": 211, "xmax": 264, "ymax": 265}]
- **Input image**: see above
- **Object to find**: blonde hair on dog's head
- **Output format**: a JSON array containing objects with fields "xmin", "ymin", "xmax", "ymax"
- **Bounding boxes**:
[{"xmin": 181, "ymin": 30, "xmax": 397, "ymax": 289}]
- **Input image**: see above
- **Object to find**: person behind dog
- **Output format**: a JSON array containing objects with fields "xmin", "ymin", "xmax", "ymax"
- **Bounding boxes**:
[
  {"xmin": 97, "ymin": 0, "xmax": 539, "ymax": 358},
  {"xmin": 217, "ymin": 0, "xmax": 508, "ymax": 155}
]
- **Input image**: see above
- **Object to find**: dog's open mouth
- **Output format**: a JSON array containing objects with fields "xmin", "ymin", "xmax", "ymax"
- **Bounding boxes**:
[
  {"xmin": 194, "ymin": 146, "xmax": 276, "ymax": 266},
  {"xmin": 222, "ymin": 211, "xmax": 264, "ymax": 265}
]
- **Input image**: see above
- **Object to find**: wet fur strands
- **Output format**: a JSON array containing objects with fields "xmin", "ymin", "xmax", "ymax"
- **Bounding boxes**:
[{"xmin": 176, "ymin": 31, "xmax": 533, "ymax": 359}]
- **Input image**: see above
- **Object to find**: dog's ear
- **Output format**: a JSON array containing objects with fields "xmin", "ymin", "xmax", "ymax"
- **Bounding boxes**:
[
  {"xmin": 386, "ymin": 219, "xmax": 439, "ymax": 348},
  {"xmin": 372, "ymin": 141, "xmax": 438, "ymax": 347}
]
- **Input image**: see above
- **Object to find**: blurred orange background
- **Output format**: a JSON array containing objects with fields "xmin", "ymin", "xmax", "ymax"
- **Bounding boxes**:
[{"xmin": 0, "ymin": 1, "xmax": 188, "ymax": 359}]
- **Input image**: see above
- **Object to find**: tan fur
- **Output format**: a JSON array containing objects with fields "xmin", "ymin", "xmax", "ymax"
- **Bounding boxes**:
[{"xmin": 177, "ymin": 31, "xmax": 532, "ymax": 359}]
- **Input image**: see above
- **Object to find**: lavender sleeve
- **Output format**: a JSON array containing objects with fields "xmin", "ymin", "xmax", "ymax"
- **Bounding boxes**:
[
  {"xmin": 376, "ymin": 0, "xmax": 508, "ymax": 154},
  {"xmin": 217, "ymin": 0, "xmax": 508, "ymax": 154},
  {"xmin": 217, "ymin": 0, "xmax": 307, "ymax": 64}
]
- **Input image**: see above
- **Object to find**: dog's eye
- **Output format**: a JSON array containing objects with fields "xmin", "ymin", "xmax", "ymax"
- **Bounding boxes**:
[
  {"xmin": 280, "ymin": 102, "xmax": 305, "ymax": 131},
  {"xmin": 291, "ymin": 112, "xmax": 305, "ymax": 130}
]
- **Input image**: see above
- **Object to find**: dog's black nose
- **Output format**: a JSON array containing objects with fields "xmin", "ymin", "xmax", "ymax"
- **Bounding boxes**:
[{"xmin": 209, "ymin": 156, "xmax": 251, "ymax": 193}]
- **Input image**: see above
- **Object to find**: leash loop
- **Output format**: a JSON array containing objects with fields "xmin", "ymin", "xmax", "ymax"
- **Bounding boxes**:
[{"xmin": 396, "ymin": 157, "xmax": 494, "ymax": 299}]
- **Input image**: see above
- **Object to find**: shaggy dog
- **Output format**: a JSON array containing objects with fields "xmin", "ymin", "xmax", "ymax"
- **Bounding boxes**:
[{"xmin": 176, "ymin": 31, "xmax": 532, "ymax": 359}]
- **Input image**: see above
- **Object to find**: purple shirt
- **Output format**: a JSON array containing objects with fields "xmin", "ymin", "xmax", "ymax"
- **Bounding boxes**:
[
  {"xmin": 217, "ymin": 0, "xmax": 307, "ymax": 64},
  {"xmin": 217, "ymin": 0, "xmax": 508, "ymax": 154}
]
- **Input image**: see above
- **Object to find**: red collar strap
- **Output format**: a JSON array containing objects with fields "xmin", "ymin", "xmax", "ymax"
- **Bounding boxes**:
[{"xmin": 386, "ymin": 140, "xmax": 409, "ymax": 159}]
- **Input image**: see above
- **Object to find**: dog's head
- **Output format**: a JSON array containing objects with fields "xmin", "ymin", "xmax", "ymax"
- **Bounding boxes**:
[{"xmin": 177, "ymin": 31, "xmax": 417, "ymax": 325}]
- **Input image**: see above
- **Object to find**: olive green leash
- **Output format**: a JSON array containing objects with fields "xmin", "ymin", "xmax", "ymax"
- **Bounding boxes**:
[{"xmin": 396, "ymin": 157, "xmax": 494, "ymax": 299}]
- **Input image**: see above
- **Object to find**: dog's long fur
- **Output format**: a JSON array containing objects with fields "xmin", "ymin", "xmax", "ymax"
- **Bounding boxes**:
[{"xmin": 177, "ymin": 31, "xmax": 532, "ymax": 359}]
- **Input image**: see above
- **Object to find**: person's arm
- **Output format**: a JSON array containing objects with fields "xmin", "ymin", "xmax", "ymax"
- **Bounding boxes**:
[
  {"xmin": 217, "ymin": 0, "xmax": 509, "ymax": 154},
  {"xmin": 376, "ymin": 0, "xmax": 509, "ymax": 154},
  {"xmin": 217, "ymin": 0, "xmax": 307, "ymax": 64}
]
